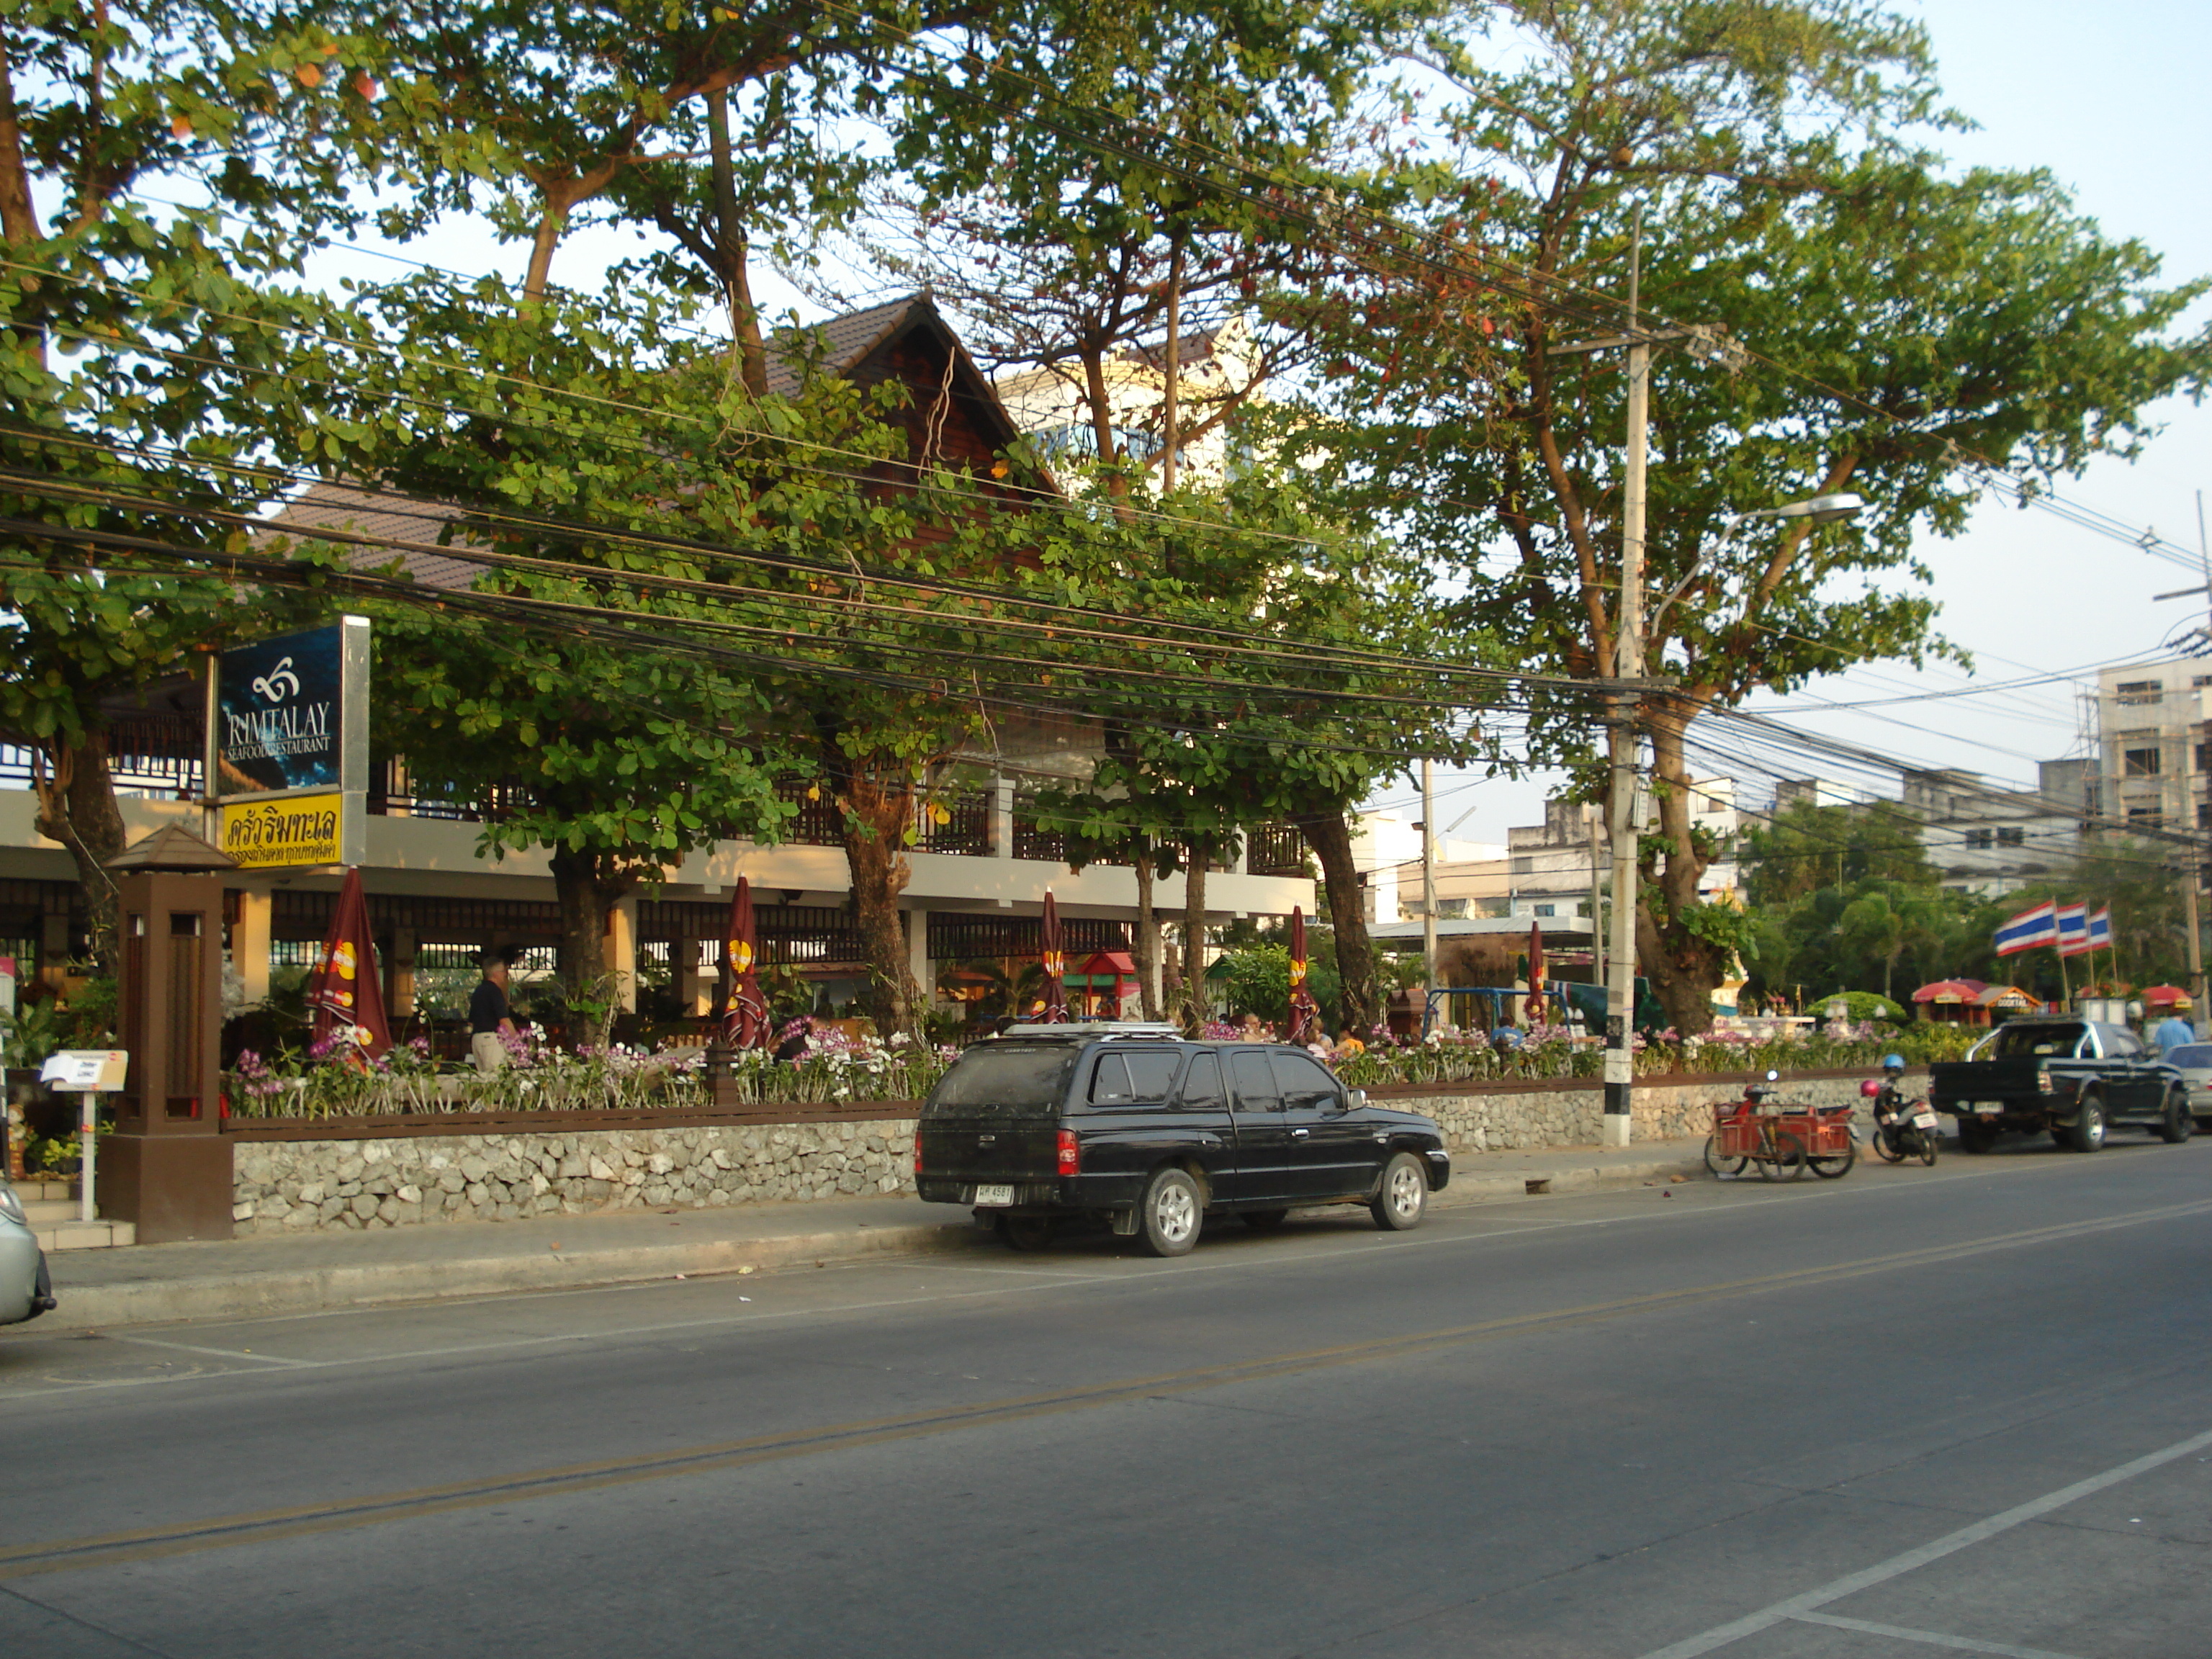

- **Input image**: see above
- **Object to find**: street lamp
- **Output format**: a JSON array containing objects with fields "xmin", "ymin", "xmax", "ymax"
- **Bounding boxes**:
[{"xmin": 1648, "ymin": 493, "xmax": 1867, "ymax": 639}]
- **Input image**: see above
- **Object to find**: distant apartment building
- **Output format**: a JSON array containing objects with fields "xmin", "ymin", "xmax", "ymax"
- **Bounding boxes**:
[
  {"xmin": 1899, "ymin": 768, "xmax": 2083, "ymax": 895},
  {"xmin": 1499, "ymin": 778, "xmax": 1740, "ymax": 922},
  {"xmin": 2095, "ymin": 658, "xmax": 2212, "ymax": 836}
]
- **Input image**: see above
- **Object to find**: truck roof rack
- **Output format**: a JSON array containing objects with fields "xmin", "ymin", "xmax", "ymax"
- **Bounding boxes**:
[{"xmin": 997, "ymin": 1021, "xmax": 1186, "ymax": 1040}]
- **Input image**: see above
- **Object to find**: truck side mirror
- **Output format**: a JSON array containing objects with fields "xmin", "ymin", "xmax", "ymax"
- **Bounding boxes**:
[{"xmin": 1344, "ymin": 1088, "xmax": 1367, "ymax": 1111}]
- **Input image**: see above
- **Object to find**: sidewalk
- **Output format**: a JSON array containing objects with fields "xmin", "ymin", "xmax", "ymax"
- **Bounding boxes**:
[{"xmin": 26, "ymin": 1138, "xmax": 1711, "ymax": 1331}]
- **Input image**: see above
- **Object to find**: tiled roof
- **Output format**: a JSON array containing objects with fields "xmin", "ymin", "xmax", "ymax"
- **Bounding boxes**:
[
  {"xmin": 762, "ymin": 295, "xmax": 923, "ymax": 397},
  {"xmin": 261, "ymin": 480, "xmax": 486, "ymax": 593},
  {"xmin": 258, "ymin": 295, "xmax": 1035, "ymax": 585}
]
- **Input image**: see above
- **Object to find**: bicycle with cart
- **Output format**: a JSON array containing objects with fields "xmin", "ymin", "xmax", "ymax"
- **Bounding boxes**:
[{"xmin": 1704, "ymin": 1069, "xmax": 1857, "ymax": 1182}]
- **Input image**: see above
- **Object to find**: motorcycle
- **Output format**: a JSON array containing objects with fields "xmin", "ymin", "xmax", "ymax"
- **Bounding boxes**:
[{"xmin": 1864, "ymin": 1056, "xmax": 1940, "ymax": 1166}]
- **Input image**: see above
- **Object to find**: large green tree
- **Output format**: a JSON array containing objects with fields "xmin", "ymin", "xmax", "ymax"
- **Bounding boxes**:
[
  {"xmin": 1304, "ymin": 0, "xmax": 2211, "ymax": 1032},
  {"xmin": 0, "ymin": 0, "xmax": 376, "ymax": 963}
]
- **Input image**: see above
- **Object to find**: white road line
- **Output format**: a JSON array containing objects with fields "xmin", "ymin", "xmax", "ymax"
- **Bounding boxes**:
[
  {"xmin": 1788, "ymin": 1611, "xmax": 2085, "ymax": 1658},
  {"xmin": 1635, "ymin": 1424, "xmax": 2212, "ymax": 1658},
  {"xmin": 109, "ymin": 1335, "xmax": 320, "ymax": 1367}
]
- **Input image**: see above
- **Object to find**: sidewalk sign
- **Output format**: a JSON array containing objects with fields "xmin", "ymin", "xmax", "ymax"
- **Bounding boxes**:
[{"xmin": 39, "ymin": 1050, "xmax": 130, "ymax": 1223}]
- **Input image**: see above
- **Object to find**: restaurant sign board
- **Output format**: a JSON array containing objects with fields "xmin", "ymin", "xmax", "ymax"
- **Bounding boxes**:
[
  {"xmin": 204, "ymin": 616, "xmax": 369, "ymax": 868},
  {"xmin": 218, "ymin": 792, "xmax": 346, "ymax": 870}
]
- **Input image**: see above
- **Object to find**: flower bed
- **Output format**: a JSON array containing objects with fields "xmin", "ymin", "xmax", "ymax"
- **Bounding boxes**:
[
  {"xmin": 227, "ymin": 1025, "xmax": 957, "ymax": 1122},
  {"xmin": 1331, "ymin": 1017, "xmax": 1979, "ymax": 1092},
  {"xmin": 227, "ymin": 1017, "xmax": 1974, "ymax": 1122}
]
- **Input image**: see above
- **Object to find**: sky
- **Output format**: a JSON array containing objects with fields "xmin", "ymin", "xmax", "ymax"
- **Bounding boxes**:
[
  {"xmin": 282, "ymin": 1, "xmax": 2212, "ymax": 855},
  {"xmin": 1388, "ymin": 0, "xmax": 2212, "ymax": 845}
]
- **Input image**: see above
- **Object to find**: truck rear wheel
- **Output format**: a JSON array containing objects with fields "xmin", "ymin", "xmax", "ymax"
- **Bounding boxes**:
[
  {"xmin": 1958, "ymin": 1119, "xmax": 1999, "ymax": 1154},
  {"xmin": 2159, "ymin": 1088, "xmax": 2194, "ymax": 1145},
  {"xmin": 2068, "ymin": 1094, "xmax": 2107, "ymax": 1154},
  {"xmin": 1138, "ymin": 1167, "xmax": 1202, "ymax": 1257}
]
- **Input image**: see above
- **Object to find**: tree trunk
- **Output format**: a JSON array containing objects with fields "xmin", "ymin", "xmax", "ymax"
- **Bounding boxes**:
[
  {"xmin": 1130, "ymin": 842, "xmax": 1163, "ymax": 1020},
  {"xmin": 549, "ymin": 845, "xmax": 637, "ymax": 1044},
  {"xmin": 32, "ymin": 734, "xmax": 126, "ymax": 970},
  {"xmin": 1179, "ymin": 834, "xmax": 1209, "ymax": 1029},
  {"xmin": 1635, "ymin": 703, "xmax": 1725, "ymax": 1036},
  {"xmin": 1293, "ymin": 806, "xmax": 1379, "ymax": 1038},
  {"xmin": 837, "ymin": 773, "xmax": 918, "ymax": 1038},
  {"xmin": 705, "ymin": 88, "xmax": 768, "ymax": 397}
]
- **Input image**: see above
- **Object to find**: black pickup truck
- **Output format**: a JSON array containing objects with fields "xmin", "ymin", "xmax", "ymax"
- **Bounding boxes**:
[
  {"xmin": 1928, "ymin": 1017, "xmax": 2194, "ymax": 1154},
  {"xmin": 915, "ymin": 1025, "xmax": 1452, "ymax": 1256}
]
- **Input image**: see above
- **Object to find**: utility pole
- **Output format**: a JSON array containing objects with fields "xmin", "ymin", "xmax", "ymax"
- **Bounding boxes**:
[
  {"xmin": 1549, "ymin": 218, "xmax": 1745, "ymax": 1146},
  {"xmin": 1600, "ymin": 221, "xmax": 1650, "ymax": 1148},
  {"xmin": 1586, "ymin": 807, "xmax": 1607, "ymax": 992},
  {"xmin": 1421, "ymin": 757, "xmax": 1439, "ymax": 1035}
]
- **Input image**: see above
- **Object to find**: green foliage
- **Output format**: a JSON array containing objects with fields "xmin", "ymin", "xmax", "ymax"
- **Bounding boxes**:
[
  {"xmin": 1812, "ymin": 991, "xmax": 1910, "ymax": 1026},
  {"xmin": 1295, "ymin": 0, "xmax": 2210, "ymax": 1030},
  {"xmin": 1742, "ymin": 801, "xmax": 1942, "ymax": 909}
]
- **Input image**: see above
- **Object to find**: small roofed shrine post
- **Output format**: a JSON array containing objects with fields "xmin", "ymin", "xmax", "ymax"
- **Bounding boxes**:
[{"xmin": 104, "ymin": 827, "xmax": 237, "ymax": 1242}]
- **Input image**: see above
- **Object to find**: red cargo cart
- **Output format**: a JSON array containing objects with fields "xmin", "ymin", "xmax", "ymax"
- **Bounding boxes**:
[{"xmin": 1703, "ymin": 1070, "xmax": 1857, "ymax": 1182}]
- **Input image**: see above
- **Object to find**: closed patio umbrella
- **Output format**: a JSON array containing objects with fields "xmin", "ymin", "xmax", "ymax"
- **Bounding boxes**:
[
  {"xmin": 308, "ymin": 866, "xmax": 390, "ymax": 1065},
  {"xmin": 1527, "ymin": 920, "xmax": 1547, "ymax": 1027},
  {"xmin": 1287, "ymin": 906, "xmax": 1322, "ymax": 1046},
  {"xmin": 1038, "ymin": 890, "xmax": 1069, "ymax": 1023},
  {"xmin": 722, "ymin": 876, "xmax": 770, "ymax": 1049}
]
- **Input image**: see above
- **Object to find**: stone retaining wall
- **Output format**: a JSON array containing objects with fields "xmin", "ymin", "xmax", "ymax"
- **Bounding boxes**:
[
  {"xmin": 230, "ymin": 1071, "xmax": 1899, "ymax": 1235},
  {"xmin": 230, "ymin": 1119, "xmax": 919, "ymax": 1235},
  {"xmin": 1392, "ymin": 1074, "xmax": 1875, "ymax": 1153}
]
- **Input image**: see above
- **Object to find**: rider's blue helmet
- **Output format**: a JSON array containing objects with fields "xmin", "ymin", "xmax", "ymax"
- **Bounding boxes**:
[{"xmin": 1882, "ymin": 1053, "xmax": 1905, "ymax": 1071}]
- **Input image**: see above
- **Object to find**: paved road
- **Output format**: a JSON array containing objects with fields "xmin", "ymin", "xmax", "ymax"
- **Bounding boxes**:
[{"xmin": 4, "ymin": 1133, "xmax": 2208, "ymax": 1658}]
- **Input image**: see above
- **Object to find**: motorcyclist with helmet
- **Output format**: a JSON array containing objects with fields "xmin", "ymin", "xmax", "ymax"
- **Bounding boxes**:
[{"xmin": 1865, "ymin": 1051, "xmax": 1940, "ymax": 1165}]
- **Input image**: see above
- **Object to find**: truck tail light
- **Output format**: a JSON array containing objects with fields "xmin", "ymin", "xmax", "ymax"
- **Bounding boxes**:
[
  {"xmin": 2038, "ymin": 1069, "xmax": 2055, "ymax": 1094},
  {"xmin": 1057, "ymin": 1130, "xmax": 1080, "ymax": 1176},
  {"xmin": 912, "ymin": 1128, "xmax": 924, "ymax": 1174}
]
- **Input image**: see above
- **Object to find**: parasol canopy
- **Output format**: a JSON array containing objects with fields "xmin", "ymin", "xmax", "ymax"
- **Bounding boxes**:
[
  {"xmin": 721, "ymin": 876, "xmax": 770, "ymax": 1049},
  {"xmin": 1911, "ymin": 979, "xmax": 1982, "ymax": 1004},
  {"xmin": 1036, "ymin": 890, "xmax": 1068, "ymax": 1022},
  {"xmin": 1287, "ymin": 906, "xmax": 1322, "ymax": 1046},
  {"xmin": 308, "ymin": 867, "xmax": 390, "ymax": 1064},
  {"xmin": 2142, "ymin": 984, "xmax": 2193, "ymax": 1009}
]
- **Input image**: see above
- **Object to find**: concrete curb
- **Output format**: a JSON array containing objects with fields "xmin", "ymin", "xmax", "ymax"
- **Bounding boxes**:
[
  {"xmin": 42, "ymin": 1151, "xmax": 1714, "ymax": 1331},
  {"xmin": 1427, "ymin": 1153, "xmax": 1708, "ymax": 1210},
  {"xmin": 45, "ymin": 1220, "xmax": 983, "ymax": 1331}
]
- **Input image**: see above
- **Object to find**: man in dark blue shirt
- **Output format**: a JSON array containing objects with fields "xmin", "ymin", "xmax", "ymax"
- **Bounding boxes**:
[{"xmin": 470, "ymin": 953, "xmax": 518, "ymax": 1074}]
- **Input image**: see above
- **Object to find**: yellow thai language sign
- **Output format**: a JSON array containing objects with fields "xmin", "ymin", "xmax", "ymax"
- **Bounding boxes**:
[{"xmin": 219, "ymin": 792, "xmax": 343, "ymax": 869}]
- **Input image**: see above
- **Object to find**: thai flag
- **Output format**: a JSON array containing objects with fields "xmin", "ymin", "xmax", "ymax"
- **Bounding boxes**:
[
  {"xmin": 2056, "ymin": 903, "xmax": 2091, "ymax": 958},
  {"xmin": 2087, "ymin": 907, "xmax": 2113, "ymax": 950},
  {"xmin": 1994, "ymin": 900, "xmax": 2059, "ymax": 956}
]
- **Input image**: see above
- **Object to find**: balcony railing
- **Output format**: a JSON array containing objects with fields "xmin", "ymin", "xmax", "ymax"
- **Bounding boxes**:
[{"xmin": 1245, "ymin": 822, "xmax": 1311, "ymax": 878}]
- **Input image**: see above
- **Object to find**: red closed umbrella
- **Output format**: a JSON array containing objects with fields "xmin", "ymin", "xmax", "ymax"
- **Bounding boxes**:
[
  {"xmin": 721, "ymin": 876, "xmax": 770, "ymax": 1049},
  {"xmin": 1287, "ymin": 906, "xmax": 1322, "ymax": 1046},
  {"xmin": 308, "ymin": 866, "xmax": 390, "ymax": 1066},
  {"xmin": 1527, "ymin": 920, "xmax": 1547, "ymax": 1026},
  {"xmin": 1038, "ymin": 890, "xmax": 1069, "ymax": 1022}
]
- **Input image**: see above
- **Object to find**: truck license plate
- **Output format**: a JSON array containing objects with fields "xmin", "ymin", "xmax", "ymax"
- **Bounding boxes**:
[
  {"xmin": 974, "ymin": 1184, "xmax": 1015, "ymax": 1207},
  {"xmin": 1972, "ymin": 1103, "xmax": 2000, "ymax": 1115}
]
